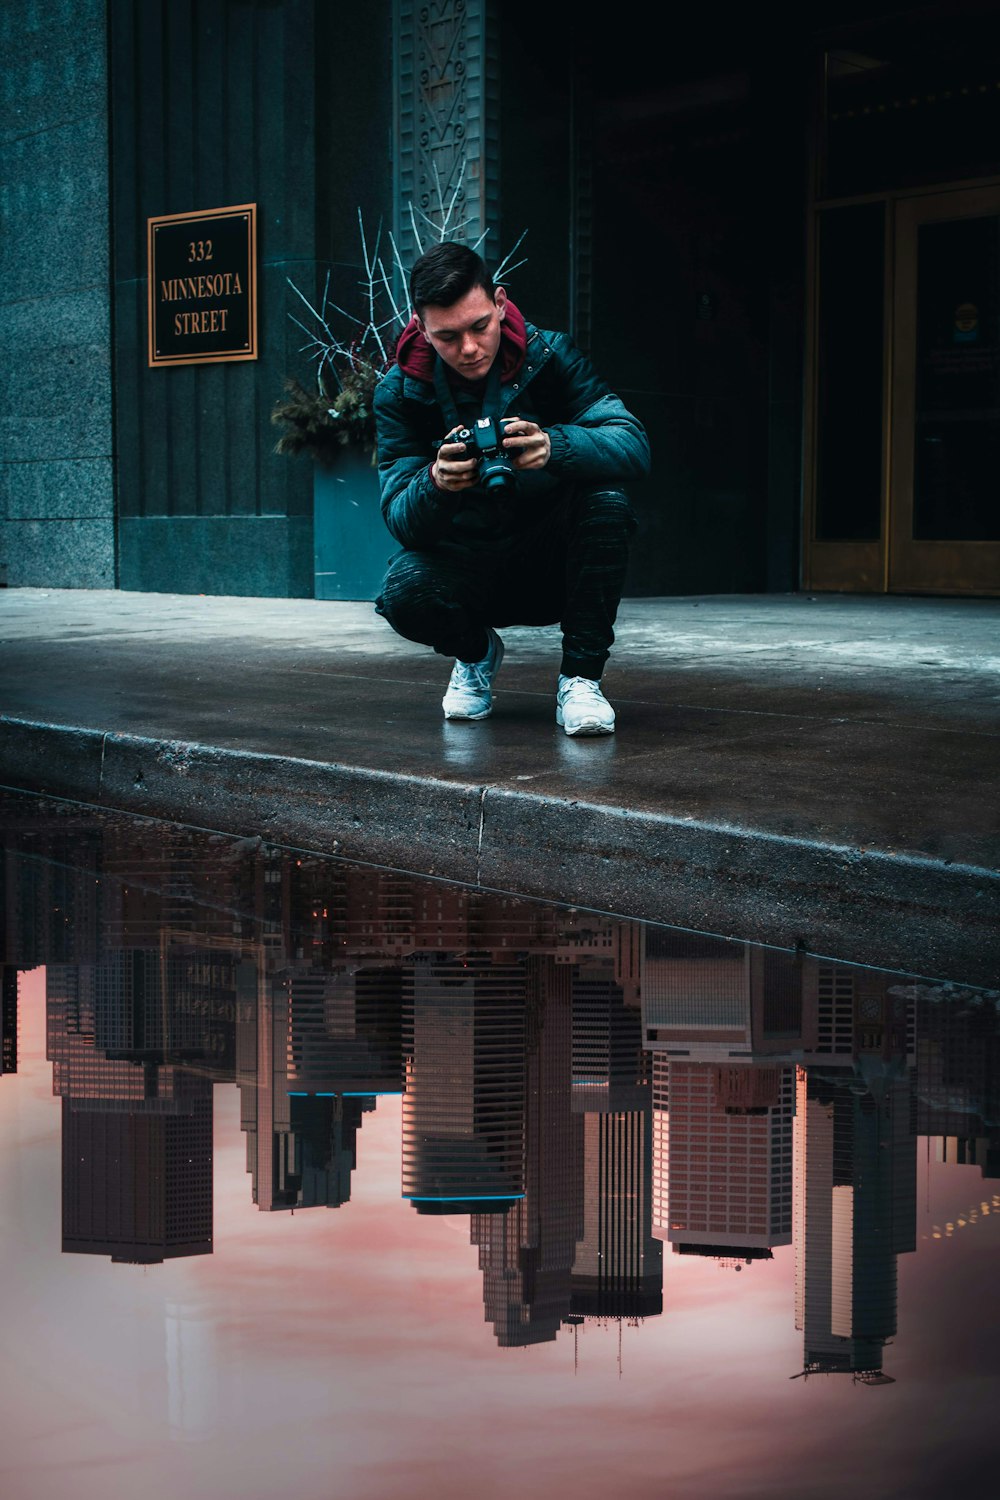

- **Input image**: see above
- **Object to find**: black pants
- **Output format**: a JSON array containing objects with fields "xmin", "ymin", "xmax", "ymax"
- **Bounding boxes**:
[{"xmin": 375, "ymin": 485, "xmax": 635, "ymax": 681}]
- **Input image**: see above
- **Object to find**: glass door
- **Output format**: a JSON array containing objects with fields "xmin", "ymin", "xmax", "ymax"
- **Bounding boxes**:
[
  {"xmin": 890, "ymin": 185, "xmax": 1000, "ymax": 594},
  {"xmin": 803, "ymin": 202, "xmax": 889, "ymax": 593}
]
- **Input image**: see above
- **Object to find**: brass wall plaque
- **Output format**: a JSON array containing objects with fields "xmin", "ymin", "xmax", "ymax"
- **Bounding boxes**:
[{"xmin": 147, "ymin": 203, "xmax": 257, "ymax": 367}]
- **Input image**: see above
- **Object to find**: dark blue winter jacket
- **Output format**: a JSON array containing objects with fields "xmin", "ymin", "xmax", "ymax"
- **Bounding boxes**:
[{"xmin": 373, "ymin": 319, "xmax": 650, "ymax": 551}]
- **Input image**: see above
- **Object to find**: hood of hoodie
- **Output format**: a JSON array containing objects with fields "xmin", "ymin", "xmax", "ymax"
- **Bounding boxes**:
[{"xmin": 394, "ymin": 299, "xmax": 528, "ymax": 386}]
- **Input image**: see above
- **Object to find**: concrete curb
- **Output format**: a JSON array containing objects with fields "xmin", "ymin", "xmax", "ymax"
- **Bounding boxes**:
[{"xmin": 2, "ymin": 713, "xmax": 997, "ymax": 986}]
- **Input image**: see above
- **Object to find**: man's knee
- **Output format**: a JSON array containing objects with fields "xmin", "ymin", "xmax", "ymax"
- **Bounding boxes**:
[
  {"xmin": 569, "ymin": 486, "xmax": 637, "ymax": 539},
  {"xmin": 377, "ymin": 550, "xmax": 493, "ymax": 662},
  {"xmin": 376, "ymin": 549, "xmax": 484, "ymax": 643},
  {"xmin": 376, "ymin": 551, "xmax": 439, "ymax": 629}
]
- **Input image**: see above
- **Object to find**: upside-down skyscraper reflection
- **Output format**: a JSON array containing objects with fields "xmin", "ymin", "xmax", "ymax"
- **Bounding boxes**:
[
  {"xmin": 471, "ymin": 955, "xmax": 584, "ymax": 1344},
  {"xmin": 567, "ymin": 948, "xmax": 661, "ymax": 1321},
  {"xmin": 402, "ymin": 950, "xmax": 526, "ymax": 1212}
]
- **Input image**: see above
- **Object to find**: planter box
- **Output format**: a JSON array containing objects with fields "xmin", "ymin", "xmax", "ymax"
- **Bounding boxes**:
[{"xmin": 313, "ymin": 450, "xmax": 393, "ymax": 601}]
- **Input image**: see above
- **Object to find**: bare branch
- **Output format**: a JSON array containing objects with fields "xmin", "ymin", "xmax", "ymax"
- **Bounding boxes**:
[
  {"xmin": 377, "ymin": 255, "xmax": 404, "ymax": 329},
  {"xmin": 408, "ymin": 202, "xmax": 425, "ymax": 257},
  {"xmin": 368, "ymin": 324, "xmax": 387, "ymax": 363},
  {"xmin": 411, "ymin": 202, "xmax": 442, "ymax": 233},
  {"xmin": 441, "ymin": 158, "xmax": 467, "ymax": 233},
  {"xmin": 296, "ymin": 334, "xmax": 333, "ymax": 355},
  {"xmin": 389, "ymin": 232, "xmax": 413, "ymax": 325},
  {"xmin": 286, "ymin": 277, "xmax": 331, "ymax": 328},
  {"xmin": 288, "ymin": 311, "xmax": 349, "ymax": 357},
  {"xmin": 355, "ymin": 209, "xmax": 387, "ymax": 361},
  {"xmin": 431, "ymin": 160, "xmax": 449, "ymax": 231},
  {"xmin": 286, "ymin": 278, "xmax": 359, "ymax": 346},
  {"xmin": 493, "ymin": 229, "xmax": 529, "ymax": 282},
  {"xmin": 374, "ymin": 310, "xmax": 404, "ymax": 335},
  {"xmin": 412, "ymin": 202, "xmax": 475, "ymax": 239}
]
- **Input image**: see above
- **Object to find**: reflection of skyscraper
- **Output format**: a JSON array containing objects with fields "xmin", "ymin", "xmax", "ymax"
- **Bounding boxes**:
[
  {"xmin": 914, "ymin": 983, "xmax": 999, "ymax": 1179},
  {"xmin": 750, "ymin": 949, "xmax": 806, "ymax": 1052},
  {"xmin": 1, "ymin": 821, "xmax": 100, "ymax": 966},
  {"xmin": 48, "ymin": 964, "xmax": 213, "ymax": 1263},
  {"xmin": 286, "ymin": 1092, "xmax": 372, "ymax": 1208},
  {"xmin": 793, "ymin": 1066, "xmax": 916, "ymax": 1378},
  {"xmin": 643, "ymin": 930, "xmax": 877, "ymax": 1068},
  {"xmin": 99, "ymin": 819, "xmax": 267, "ymax": 956},
  {"xmin": 289, "ymin": 964, "xmax": 403, "ymax": 1095},
  {"xmin": 93, "ymin": 948, "xmax": 166, "ymax": 1058},
  {"xmin": 659, "ymin": 1061, "xmax": 794, "ymax": 1261},
  {"xmin": 61, "ymin": 1089, "xmax": 213, "ymax": 1263},
  {"xmin": 934, "ymin": 1135, "xmax": 998, "ymax": 1175},
  {"xmin": 471, "ymin": 957, "xmax": 584, "ymax": 1345},
  {"xmin": 239, "ymin": 963, "xmax": 295, "ymax": 1210},
  {"xmin": 797, "ymin": 963, "xmax": 913, "ymax": 1067},
  {"xmin": 614, "ymin": 921, "xmax": 643, "ymax": 1007},
  {"xmin": 642, "ymin": 930, "xmax": 750, "ymax": 1055},
  {"xmin": 569, "ymin": 962, "xmax": 662, "ymax": 1320},
  {"xmin": 652, "ymin": 1052, "xmax": 668, "ymax": 1247},
  {"xmin": 403, "ymin": 952, "xmax": 526, "ymax": 1213},
  {"xmin": 639, "ymin": 928, "xmax": 797, "ymax": 1265},
  {"xmin": 240, "ymin": 960, "xmax": 387, "ymax": 1212},
  {"xmin": 572, "ymin": 960, "xmax": 646, "ymax": 1107},
  {"xmin": 48, "ymin": 936, "xmax": 242, "ymax": 1079},
  {"xmin": 157, "ymin": 939, "xmax": 240, "ymax": 1075},
  {"xmin": 1, "ymin": 966, "xmax": 17, "ymax": 1075},
  {"xmin": 572, "ymin": 1105, "xmax": 661, "ymax": 1319}
]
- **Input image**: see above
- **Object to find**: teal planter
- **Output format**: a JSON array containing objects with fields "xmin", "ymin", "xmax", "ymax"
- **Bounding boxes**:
[{"xmin": 313, "ymin": 451, "xmax": 392, "ymax": 601}]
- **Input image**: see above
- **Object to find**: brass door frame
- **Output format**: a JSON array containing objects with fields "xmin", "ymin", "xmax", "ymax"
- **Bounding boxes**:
[
  {"xmin": 802, "ymin": 173, "xmax": 1000, "ymax": 594},
  {"xmin": 889, "ymin": 184, "xmax": 1000, "ymax": 595}
]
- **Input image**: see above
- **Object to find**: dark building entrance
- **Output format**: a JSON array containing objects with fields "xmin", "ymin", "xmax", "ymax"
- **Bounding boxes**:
[
  {"xmin": 803, "ymin": 5, "xmax": 1000, "ymax": 595},
  {"xmin": 19, "ymin": 0, "xmax": 989, "ymax": 599}
]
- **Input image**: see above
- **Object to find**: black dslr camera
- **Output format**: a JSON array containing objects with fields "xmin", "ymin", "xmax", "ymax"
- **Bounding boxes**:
[{"xmin": 437, "ymin": 416, "xmax": 516, "ymax": 492}]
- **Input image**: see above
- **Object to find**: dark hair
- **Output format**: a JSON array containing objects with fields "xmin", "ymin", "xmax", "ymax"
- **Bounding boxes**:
[{"xmin": 410, "ymin": 242, "xmax": 495, "ymax": 314}]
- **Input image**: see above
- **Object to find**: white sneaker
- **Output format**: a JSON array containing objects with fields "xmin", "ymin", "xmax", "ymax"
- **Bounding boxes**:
[
  {"xmin": 556, "ymin": 675, "xmax": 616, "ymax": 736},
  {"xmin": 442, "ymin": 629, "xmax": 505, "ymax": 720}
]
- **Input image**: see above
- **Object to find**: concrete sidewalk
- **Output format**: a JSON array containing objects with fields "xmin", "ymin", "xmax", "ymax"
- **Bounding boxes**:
[{"xmin": 1, "ymin": 587, "xmax": 998, "ymax": 984}]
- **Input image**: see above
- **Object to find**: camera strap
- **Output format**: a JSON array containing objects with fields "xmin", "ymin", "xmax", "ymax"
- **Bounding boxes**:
[{"xmin": 432, "ymin": 354, "xmax": 504, "ymax": 434}]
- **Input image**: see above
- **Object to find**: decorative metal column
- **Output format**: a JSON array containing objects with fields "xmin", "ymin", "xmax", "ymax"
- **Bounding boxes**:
[{"xmin": 393, "ymin": 0, "xmax": 501, "ymax": 272}]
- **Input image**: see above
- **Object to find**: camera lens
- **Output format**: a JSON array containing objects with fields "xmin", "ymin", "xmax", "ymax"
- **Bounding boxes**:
[{"xmin": 479, "ymin": 453, "xmax": 516, "ymax": 491}]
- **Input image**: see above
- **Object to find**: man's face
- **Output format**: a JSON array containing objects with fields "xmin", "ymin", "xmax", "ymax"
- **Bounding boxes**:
[{"xmin": 418, "ymin": 285, "xmax": 507, "ymax": 378}]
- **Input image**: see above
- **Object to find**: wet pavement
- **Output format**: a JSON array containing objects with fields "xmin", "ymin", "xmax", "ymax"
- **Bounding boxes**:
[
  {"xmin": 1, "ymin": 792, "xmax": 998, "ymax": 1500},
  {"xmin": 0, "ymin": 587, "xmax": 998, "ymax": 983}
]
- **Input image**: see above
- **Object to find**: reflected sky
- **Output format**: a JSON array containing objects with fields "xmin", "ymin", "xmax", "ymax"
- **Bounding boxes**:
[{"xmin": 0, "ymin": 792, "xmax": 998, "ymax": 1499}]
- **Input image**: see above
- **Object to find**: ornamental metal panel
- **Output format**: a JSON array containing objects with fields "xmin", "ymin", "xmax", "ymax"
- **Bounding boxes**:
[{"xmin": 393, "ymin": 0, "xmax": 501, "ymax": 272}]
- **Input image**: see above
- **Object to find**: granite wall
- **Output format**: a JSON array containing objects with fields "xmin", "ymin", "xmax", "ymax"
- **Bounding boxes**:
[
  {"xmin": 109, "ymin": 0, "xmax": 393, "ymax": 599},
  {"xmin": 0, "ymin": 0, "xmax": 115, "ymax": 588}
]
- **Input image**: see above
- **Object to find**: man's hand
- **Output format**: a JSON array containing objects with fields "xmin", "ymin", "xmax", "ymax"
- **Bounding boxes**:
[
  {"xmin": 502, "ymin": 419, "xmax": 551, "ymax": 470},
  {"xmin": 431, "ymin": 429, "xmax": 479, "ymax": 492}
]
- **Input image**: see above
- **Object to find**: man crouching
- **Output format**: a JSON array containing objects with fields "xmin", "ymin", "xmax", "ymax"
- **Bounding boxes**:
[{"xmin": 373, "ymin": 242, "xmax": 650, "ymax": 736}]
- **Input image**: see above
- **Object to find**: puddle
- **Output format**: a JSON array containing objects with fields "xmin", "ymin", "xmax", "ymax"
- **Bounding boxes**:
[{"xmin": 1, "ymin": 789, "xmax": 998, "ymax": 1497}]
